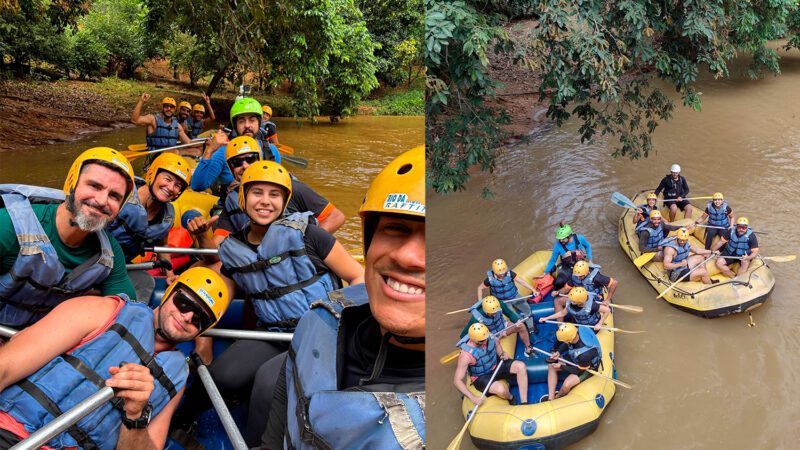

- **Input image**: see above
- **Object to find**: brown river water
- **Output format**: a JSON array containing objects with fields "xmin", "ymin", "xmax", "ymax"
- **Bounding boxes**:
[
  {"xmin": 427, "ymin": 48, "xmax": 800, "ymax": 449},
  {"xmin": 0, "ymin": 115, "xmax": 423, "ymax": 252}
]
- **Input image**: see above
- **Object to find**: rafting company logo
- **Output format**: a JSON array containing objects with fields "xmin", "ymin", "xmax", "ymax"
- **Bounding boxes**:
[
  {"xmin": 111, "ymin": 158, "xmax": 130, "ymax": 172},
  {"xmin": 383, "ymin": 193, "xmax": 425, "ymax": 214},
  {"xmin": 197, "ymin": 288, "xmax": 215, "ymax": 306},
  {"xmin": 237, "ymin": 146, "xmax": 252, "ymax": 154},
  {"xmin": 174, "ymin": 169, "xmax": 187, "ymax": 179}
]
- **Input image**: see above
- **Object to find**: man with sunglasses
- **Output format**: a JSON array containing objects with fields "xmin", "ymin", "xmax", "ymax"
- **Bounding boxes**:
[
  {"xmin": 713, "ymin": 217, "xmax": 759, "ymax": 278},
  {"xmin": 0, "ymin": 267, "xmax": 232, "ymax": 449},
  {"xmin": 131, "ymin": 93, "xmax": 194, "ymax": 170}
]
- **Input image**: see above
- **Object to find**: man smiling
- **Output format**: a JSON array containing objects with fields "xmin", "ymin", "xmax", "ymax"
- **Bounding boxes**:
[
  {"xmin": 0, "ymin": 148, "xmax": 137, "ymax": 328},
  {"xmin": 260, "ymin": 146, "xmax": 426, "ymax": 449}
]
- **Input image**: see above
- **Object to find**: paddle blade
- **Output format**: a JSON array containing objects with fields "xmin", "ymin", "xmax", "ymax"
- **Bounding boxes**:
[
  {"xmin": 440, "ymin": 350, "xmax": 460, "ymax": 365},
  {"xmin": 446, "ymin": 422, "xmax": 470, "ymax": 450},
  {"xmin": 127, "ymin": 143, "xmax": 147, "ymax": 152},
  {"xmin": 610, "ymin": 304, "xmax": 644, "ymax": 313},
  {"xmin": 121, "ymin": 150, "xmax": 148, "ymax": 161},
  {"xmin": 613, "ymin": 328, "xmax": 646, "ymax": 334},
  {"xmin": 634, "ymin": 252, "xmax": 656, "ymax": 268},
  {"xmin": 281, "ymin": 154, "xmax": 308, "ymax": 169},
  {"xmin": 765, "ymin": 255, "xmax": 796, "ymax": 263},
  {"xmin": 276, "ymin": 143, "xmax": 295, "ymax": 155},
  {"xmin": 611, "ymin": 192, "xmax": 637, "ymax": 209},
  {"xmin": 589, "ymin": 369, "xmax": 633, "ymax": 389}
]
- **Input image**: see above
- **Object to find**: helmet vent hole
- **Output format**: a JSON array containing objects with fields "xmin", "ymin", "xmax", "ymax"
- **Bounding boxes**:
[
  {"xmin": 206, "ymin": 279, "xmax": 212, "ymax": 284},
  {"xmin": 397, "ymin": 163, "xmax": 412, "ymax": 175}
]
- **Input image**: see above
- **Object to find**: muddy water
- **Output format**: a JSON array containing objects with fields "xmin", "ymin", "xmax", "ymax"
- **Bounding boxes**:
[
  {"xmin": 428, "ymin": 48, "xmax": 800, "ymax": 449},
  {"xmin": 0, "ymin": 115, "xmax": 423, "ymax": 251}
]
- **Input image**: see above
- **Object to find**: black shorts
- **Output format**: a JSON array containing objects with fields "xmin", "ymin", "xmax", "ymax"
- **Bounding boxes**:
[
  {"xmin": 472, "ymin": 360, "xmax": 516, "ymax": 392},
  {"xmin": 666, "ymin": 199, "xmax": 691, "ymax": 210},
  {"xmin": 669, "ymin": 266, "xmax": 691, "ymax": 282},
  {"xmin": 719, "ymin": 250, "xmax": 743, "ymax": 266}
]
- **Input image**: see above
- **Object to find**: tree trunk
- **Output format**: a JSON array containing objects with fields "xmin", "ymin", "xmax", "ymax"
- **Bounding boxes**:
[
  {"xmin": 173, "ymin": 65, "xmax": 179, "ymax": 80},
  {"xmin": 206, "ymin": 65, "xmax": 229, "ymax": 97},
  {"xmin": 190, "ymin": 68, "xmax": 197, "ymax": 89}
]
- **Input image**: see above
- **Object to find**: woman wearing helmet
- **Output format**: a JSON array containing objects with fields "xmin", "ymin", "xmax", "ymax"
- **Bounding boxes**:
[
  {"xmin": 633, "ymin": 192, "xmax": 659, "ymax": 225},
  {"xmin": 694, "ymin": 192, "xmax": 734, "ymax": 249},
  {"xmin": 712, "ymin": 217, "xmax": 760, "ymax": 278},
  {"xmin": 654, "ymin": 163, "xmax": 693, "ymax": 221},
  {"xmin": 172, "ymin": 161, "xmax": 363, "ymax": 439},
  {"xmin": 543, "ymin": 323, "xmax": 602, "ymax": 402},
  {"xmin": 663, "ymin": 227, "xmax": 717, "ymax": 284},
  {"xmin": 539, "ymin": 222, "xmax": 593, "ymax": 291}
]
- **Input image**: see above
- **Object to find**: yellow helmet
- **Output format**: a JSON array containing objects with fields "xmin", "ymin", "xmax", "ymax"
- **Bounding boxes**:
[
  {"xmin": 238, "ymin": 161, "xmax": 293, "ymax": 215},
  {"xmin": 261, "ymin": 105, "xmax": 273, "ymax": 116},
  {"xmin": 145, "ymin": 153, "xmax": 191, "ymax": 195},
  {"xmin": 193, "ymin": 104, "xmax": 205, "ymax": 113},
  {"xmin": 646, "ymin": 192, "xmax": 658, "ymax": 200},
  {"xmin": 676, "ymin": 227, "xmax": 690, "ymax": 241},
  {"xmin": 649, "ymin": 210, "xmax": 662, "ymax": 220},
  {"xmin": 481, "ymin": 295, "xmax": 501, "ymax": 315},
  {"xmin": 468, "ymin": 323, "xmax": 490, "ymax": 342},
  {"xmin": 712, "ymin": 192, "xmax": 724, "ymax": 200},
  {"xmin": 736, "ymin": 217, "xmax": 749, "ymax": 227},
  {"xmin": 178, "ymin": 101, "xmax": 192, "ymax": 111},
  {"xmin": 359, "ymin": 145, "xmax": 425, "ymax": 251},
  {"xmin": 568, "ymin": 287, "xmax": 588, "ymax": 306},
  {"xmin": 573, "ymin": 260, "xmax": 590, "ymax": 277},
  {"xmin": 162, "ymin": 97, "xmax": 177, "ymax": 107},
  {"xmin": 63, "ymin": 147, "xmax": 135, "ymax": 203},
  {"xmin": 491, "ymin": 259, "xmax": 508, "ymax": 276},
  {"xmin": 162, "ymin": 267, "xmax": 232, "ymax": 331},
  {"xmin": 556, "ymin": 323, "xmax": 578, "ymax": 343},
  {"xmin": 225, "ymin": 136, "xmax": 262, "ymax": 164}
]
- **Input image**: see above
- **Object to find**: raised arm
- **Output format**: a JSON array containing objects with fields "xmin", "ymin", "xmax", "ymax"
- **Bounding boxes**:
[
  {"xmin": 203, "ymin": 93, "xmax": 216, "ymax": 122},
  {"xmin": 131, "ymin": 93, "xmax": 154, "ymax": 127}
]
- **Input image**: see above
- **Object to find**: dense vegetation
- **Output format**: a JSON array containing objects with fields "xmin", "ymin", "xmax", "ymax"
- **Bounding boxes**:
[{"xmin": 426, "ymin": 0, "xmax": 800, "ymax": 193}]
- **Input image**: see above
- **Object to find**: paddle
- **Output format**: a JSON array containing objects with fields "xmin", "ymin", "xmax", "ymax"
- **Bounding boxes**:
[
  {"xmin": 659, "ymin": 196, "xmax": 713, "ymax": 202},
  {"xmin": 446, "ymin": 361, "xmax": 504, "ymax": 450},
  {"xmin": 445, "ymin": 294, "xmax": 534, "ymax": 315},
  {"xmin": 121, "ymin": 141, "xmax": 203, "ymax": 160},
  {"xmin": 529, "ymin": 347, "xmax": 632, "ymax": 389},
  {"xmin": 728, "ymin": 255, "xmax": 796, "ymax": 263},
  {"xmin": 695, "ymin": 224, "xmax": 769, "ymax": 235},
  {"xmin": 190, "ymin": 352, "xmax": 248, "ymax": 450},
  {"xmin": 540, "ymin": 320, "xmax": 645, "ymax": 334},
  {"xmin": 555, "ymin": 294, "xmax": 644, "ymax": 313},
  {"xmin": 610, "ymin": 192, "xmax": 638, "ymax": 209},
  {"xmin": 656, "ymin": 253, "xmax": 718, "ymax": 299},
  {"xmin": 634, "ymin": 252, "xmax": 656, "ymax": 268}
]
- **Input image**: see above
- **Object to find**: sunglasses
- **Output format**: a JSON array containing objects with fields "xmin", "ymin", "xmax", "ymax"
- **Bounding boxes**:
[
  {"xmin": 172, "ymin": 290, "xmax": 213, "ymax": 330},
  {"xmin": 229, "ymin": 153, "xmax": 260, "ymax": 169}
]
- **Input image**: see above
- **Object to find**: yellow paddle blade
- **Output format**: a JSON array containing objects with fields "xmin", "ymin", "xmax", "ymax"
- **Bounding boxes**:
[
  {"xmin": 634, "ymin": 252, "xmax": 656, "ymax": 268},
  {"xmin": 276, "ymin": 143, "xmax": 295, "ymax": 155},
  {"xmin": 446, "ymin": 422, "xmax": 470, "ymax": 450},
  {"xmin": 127, "ymin": 143, "xmax": 147, "ymax": 152},
  {"xmin": 121, "ymin": 149, "xmax": 150, "ymax": 161},
  {"xmin": 587, "ymin": 368, "xmax": 633, "ymax": 389},
  {"xmin": 610, "ymin": 303, "xmax": 644, "ymax": 313},
  {"xmin": 764, "ymin": 255, "xmax": 796, "ymax": 263},
  {"xmin": 440, "ymin": 350, "xmax": 460, "ymax": 365}
]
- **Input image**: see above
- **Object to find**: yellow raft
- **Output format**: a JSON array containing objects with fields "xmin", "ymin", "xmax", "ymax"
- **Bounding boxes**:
[
  {"xmin": 617, "ymin": 190, "xmax": 775, "ymax": 317},
  {"xmin": 459, "ymin": 251, "xmax": 617, "ymax": 449}
]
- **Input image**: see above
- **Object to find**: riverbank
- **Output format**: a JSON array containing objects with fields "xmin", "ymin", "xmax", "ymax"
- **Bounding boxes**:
[{"xmin": 0, "ymin": 76, "xmax": 423, "ymax": 152}]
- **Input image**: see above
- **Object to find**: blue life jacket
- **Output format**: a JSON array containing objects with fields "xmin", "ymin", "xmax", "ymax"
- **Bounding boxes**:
[
  {"xmin": 565, "ymin": 327, "xmax": 602, "ymax": 369},
  {"xmin": 146, "ymin": 114, "xmax": 180, "ymax": 150},
  {"xmin": 285, "ymin": 284, "xmax": 425, "ymax": 450},
  {"xmin": 706, "ymin": 200, "xmax": 730, "ymax": 227},
  {"xmin": 187, "ymin": 117, "xmax": 204, "ymax": 139},
  {"xmin": 661, "ymin": 237, "xmax": 691, "ymax": 264},
  {"xmin": 106, "ymin": 179, "xmax": 174, "ymax": 262},
  {"xmin": 566, "ymin": 292, "xmax": 601, "ymax": 326},
  {"xmin": 570, "ymin": 263, "xmax": 603, "ymax": 295},
  {"xmin": 636, "ymin": 220, "xmax": 665, "ymax": 248},
  {"xmin": 0, "ymin": 184, "xmax": 114, "ymax": 328},
  {"xmin": 0, "ymin": 298, "xmax": 188, "ymax": 450},
  {"xmin": 468, "ymin": 300, "xmax": 506, "ymax": 335},
  {"xmin": 457, "ymin": 334, "xmax": 498, "ymax": 378},
  {"xmin": 228, "ymin": 129, "xmax": 281, "ymax": 164},
  {"xmin": 485, "ymin": 270, "xmax": 518, "ymax": 301},
  {"xmin": 726, "ymin": 228, "xmax": 754, "ymax": 256},
  {"xmin": 636, "ymin": 203, "xmax": 655, "ymax": 223},
  {"xmin": 218, "ymin": 212, "xmax": 337, "ymax": 331}
]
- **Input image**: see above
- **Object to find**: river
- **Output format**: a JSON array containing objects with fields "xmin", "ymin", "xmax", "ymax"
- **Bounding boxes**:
[
  {"xmin": 427, "ymin": 47, "xmax": 800, "ymax": 449},
  {"xmin": 0, "ymin": 115, "xmax": 424, "ymax": 252}
]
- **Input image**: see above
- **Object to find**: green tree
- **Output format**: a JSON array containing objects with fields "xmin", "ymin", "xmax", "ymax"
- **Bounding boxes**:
[
  {"xmin": 357, "ymin": 0, "xmax": 424, "ymax": 86},
  {"xmin": 427, "ymin": 0, "xmax": 797, "ymax": 194},
  {"xmin": 69, "ymin": 27, "xmax": 111, "ymax": 79},
  {"xmin": 80, "ymin": 0, "xmax": 150, "ymax": 77}
]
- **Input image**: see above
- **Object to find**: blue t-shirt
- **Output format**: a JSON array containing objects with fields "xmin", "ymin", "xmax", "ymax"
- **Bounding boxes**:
[
  {"xmin": 191, "ymin": 141, "xmax": 281, "ymax": 192},
  {"xmin": 545, "ymin": 234, "xmax": 593, "ymax": 273}
]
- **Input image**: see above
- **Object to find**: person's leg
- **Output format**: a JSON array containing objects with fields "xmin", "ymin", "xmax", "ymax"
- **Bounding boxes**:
[
  {"xmin": 687, "ymin": 255, "xmax": 711, "ymax": 284},
  {"xmin": 127, "ymin": 270, "xmax": 155, "ymax": 304},
  {"xmin": 261, "ymin": 356, "xmax": 289, "ymax": 449},
  {"xmin": 737, "ymin": 257, "xmax": 751, "ymax": 276},
  {"xmin": 546, "ymin": 364, "xmax": 559, "ymax": 400},
  {"xmin": 246, "ymin": 352, "xmax": 288, "ymax": 446},
  {"xmin": 716, "ymin": 257, "xmax": 735, "ymax": 278},
  {"xmin": 555, "ymin": 374, "xmax": 581, "ymax": 398},
  {"xmin": 669, "ymin": 203, "xmax": 678, "ymax": 221},
  {"xmin": 487, "ymin": 380, "xmax": 512, "ymax": 401},
  {"xmin": 514, "ymin": 323, "xmax": 531, "ymax": 348},
  {"xmin": 704, "ymin": 228, "xmax": 717, "ymax": 250},
  {"xmin": 683, "ymin": 203, "xmax": 693, "ymax": 219},
  {"xmin": 510, "ymin": 360, "xmax": 528, "ymax": 403}
]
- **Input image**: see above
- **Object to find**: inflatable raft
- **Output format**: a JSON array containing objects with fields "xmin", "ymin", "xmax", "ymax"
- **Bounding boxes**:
[
  {"xmin": 617, "ymin": 189, "xmax": 775, "ymax": 317},
  {"xmin": 458, "ymin": 251, "xmax": 617, "ymax": 449}
]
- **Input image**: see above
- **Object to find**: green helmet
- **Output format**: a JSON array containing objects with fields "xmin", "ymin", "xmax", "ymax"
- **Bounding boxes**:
[
  {"xmin": 555, "ymin": 224, "xmax": 573, "ymax": 240},
  {"xmin": 230, "ymin": 97, "xmax": 263, "ymax": 126}
]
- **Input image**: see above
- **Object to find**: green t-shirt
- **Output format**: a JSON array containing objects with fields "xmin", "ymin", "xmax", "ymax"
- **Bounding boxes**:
[{"xmin": 0, "ymin": 203, "xmax": 136, "ymax": 300}]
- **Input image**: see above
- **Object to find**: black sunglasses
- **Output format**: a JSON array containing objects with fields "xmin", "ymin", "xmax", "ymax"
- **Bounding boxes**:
[
  {"xmin": 172, "ymin": 290, "xmax": 213, "ymax": 330},
  {"xmin": 229, "ymin": 153, "xmax": 260, "ymax": 169}
]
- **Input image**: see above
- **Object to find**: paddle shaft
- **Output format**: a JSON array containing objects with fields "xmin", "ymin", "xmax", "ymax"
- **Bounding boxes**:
[
  {"xmin": 203, "ymin": 328, "xmax": 293, "ymax": 341},
  {"xmin": 656, "ymin": 253, "xmax": 718, "ymax": 299},
  {"xmin": 146, "ymin": 246, "xmax": 218, "ymax": 255},
  {"xmin": 440, "ymin": 314, "xmax": 533, "ymax": 365},
  {"xmin": 555, "ymin": 294, "xmax": 643, "ymax": 313},
  {"xmin": 658, "ymin": 196, "xmax": 712, "ymax": 202},
  {"xmin": 541, "ymin": 320, "xmax": 643, "ymax": 334},
  {"xmin": 530, "ymin": 347, "xmax": 632, "ymax": 389},
  {"xmin": 696, "ymin": 224, "xmax": 767, "ymax": 235},
  {"xmin": 190, "ymin": 353, "xmax": 248, "ymax": 450},
  {"xmin": 447, "ymin": 361, "xmax": 504, "ymax": 450},
  {"xmin": 445, "ymin": 294, "xmax": 533, "ymax": 315},
  {"xmin": 131, "ymin": 141, "xmax": 202, "ymax": 156},
  {"xmin": 0, "ymin": 324, "xmax": 16, "ymax": 338}
]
